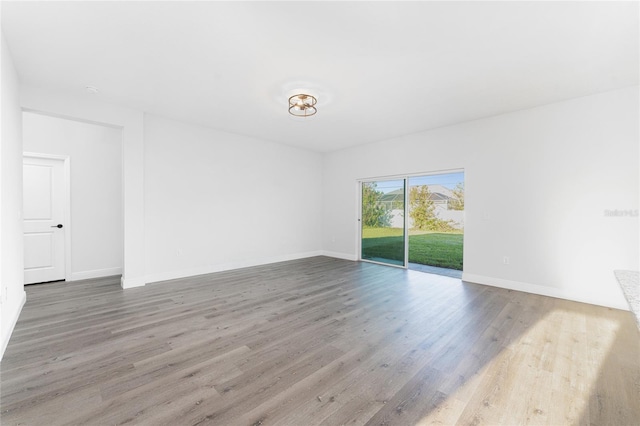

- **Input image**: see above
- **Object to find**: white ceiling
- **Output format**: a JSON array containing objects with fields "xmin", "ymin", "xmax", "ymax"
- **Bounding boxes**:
[{"xmin": 2, "ymin": 1, "xmax": 638, "ymax": 152}]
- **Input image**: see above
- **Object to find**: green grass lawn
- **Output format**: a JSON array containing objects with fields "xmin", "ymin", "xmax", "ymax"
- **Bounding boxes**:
[{"xmin": 362, "ymin": 227, "xmax": 463, "ymax": 270}]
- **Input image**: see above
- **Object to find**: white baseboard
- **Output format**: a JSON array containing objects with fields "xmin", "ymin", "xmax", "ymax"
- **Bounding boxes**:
[
  {"xmin": 1, "ymin": 290, "xmax": 26, "ymax": 361},
  {"xmin": 121, "ymin": 275, "xmax": 146, "ymax": 289},
  {"xmin": 321, "ymin": 251, "xmax": 357, "ymax": 261},
  {"xmin": 71, "ymin": 267, "xmax": 122, "ymax": 281},
  {"xmin": 462, "ymin": 272, "xmax": 629, "ymax": 311},
  {"xmin": 145, "ymin": 250, "xmax": 324, "ymax": 285}
]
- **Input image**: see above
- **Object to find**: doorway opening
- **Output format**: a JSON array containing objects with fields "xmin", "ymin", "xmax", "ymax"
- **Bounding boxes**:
[
  {"xmin": 359, "ymin": 171, "xmax": 464, "ymax": 278},
  {"xmin": 22, "ymin": 111, "xmax": 124, "ymax": 285}
]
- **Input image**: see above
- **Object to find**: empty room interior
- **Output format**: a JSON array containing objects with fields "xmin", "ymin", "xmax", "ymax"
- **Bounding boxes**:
[{"xmin": 0, "ymin": 2, "xmax": 639, "ymax": 425}]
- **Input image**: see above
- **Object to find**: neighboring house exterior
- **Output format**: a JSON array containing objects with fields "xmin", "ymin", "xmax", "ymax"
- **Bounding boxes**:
[
  {"xmin": 382, "ymin": 185, "xmax": 464, "ymax": 230},
  {"xmin": 380, "ymin": 184, "xmax": 455, "ymax": 210},
  {"xmin": 379, "ymin": 188, "xmax": 405, "ymax": 210}
]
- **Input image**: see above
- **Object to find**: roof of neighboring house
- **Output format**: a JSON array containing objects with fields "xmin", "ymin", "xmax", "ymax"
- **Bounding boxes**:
[
  {"xmin": 422, "ymin": 184, "xmax": 454, "ymax": 199},
  {"xmin": 380, "ymin": 189, "xmax": 404, "ymax": 203},
  {"xmin": 379, "ymin": 185, "xmax": 454, "ymax": 203},
  {"xmin": 430, "ymin": 192, "xmax": 450, "ymax": 202}
]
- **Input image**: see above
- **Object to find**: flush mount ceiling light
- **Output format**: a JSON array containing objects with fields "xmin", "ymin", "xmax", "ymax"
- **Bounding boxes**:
[{"xmin": 288, "ymin": 93, "xmax": 317, "ymax": 117}]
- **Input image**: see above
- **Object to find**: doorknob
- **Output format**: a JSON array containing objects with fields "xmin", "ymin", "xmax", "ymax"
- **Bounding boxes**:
[{"xmin": 51, "ymin": 224, "xmax": 63, "ymax": 229}]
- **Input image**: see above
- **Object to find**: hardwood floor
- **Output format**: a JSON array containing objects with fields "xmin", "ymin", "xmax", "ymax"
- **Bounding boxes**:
[{"xmin": 1, "ymin": 256, "xmax": 638, "ymax": 425}]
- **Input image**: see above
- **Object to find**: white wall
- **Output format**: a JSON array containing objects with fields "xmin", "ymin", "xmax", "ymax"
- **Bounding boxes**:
[
  {"xmin": 1, "ymin": 31, "xmax": 26, "ymax": 359},
  {"xmin": 322, "ymin": 87, "xmax": 639, "ymax": 309},
  {"xmin": 20, "ymin": 86, "xmax": 145, "ymax": 289},
  {"xmin": 22, "ymin": 112, "xmax": 123, "ymax": 280},
  {"xmin": 144, "ymin": 114, "xmax": 323, "ymax": 283}
]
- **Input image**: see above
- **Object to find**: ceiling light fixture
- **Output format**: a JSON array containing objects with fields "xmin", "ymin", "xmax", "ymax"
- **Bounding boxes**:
[
  {"xmin": 85, "ymin": 86, "xmax": 99, "ymax": 94},
  {"xmin": 288, "ymin": 94, "xmax": 317, "ymax": 117}
]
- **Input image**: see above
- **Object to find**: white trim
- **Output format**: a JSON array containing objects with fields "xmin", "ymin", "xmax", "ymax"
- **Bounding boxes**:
[
  {"xmin": 322, "ymin": 251, "xmax": 357, "ymax": 261},
  {"xmin": 23, "ymin": 152, "xmax": 72, "ymax": 282},
  {"xmin": 121, "ymin": 276, "xmax": 145, "ymax": 289},
  {"xmin": 355, "ymin": 180, "xmax": 362, "ymax": 263},
  {"xmin": 462, "ymin": 272, "xmax": 630, "ymax": 311},
  {"xmin": 403, "ymin": 179, "xmax": 409, "ymax": 267},
  {"xmin": 144, "ymin": 251, "xmax": 323, "ymax": 285},
  {"xmin": 63, "ymin": 158, "xmax": 72, "ymax": 281},
  {"xmin": 0, "ymin": 290, "xmax": 26, "ymax": 361},
  {"xmin": 71, "ymin": 267, "xmax": 122, "ymax": 281}
]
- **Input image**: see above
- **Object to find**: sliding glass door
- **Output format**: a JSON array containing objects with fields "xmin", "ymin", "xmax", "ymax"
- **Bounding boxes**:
[
  {"xmin": 360, "ymin": 171, "xmax": 465, "ymax": 276},
  {"xmin": 360, "ymin": 179, "xmax": 406, "ymax": 267}
]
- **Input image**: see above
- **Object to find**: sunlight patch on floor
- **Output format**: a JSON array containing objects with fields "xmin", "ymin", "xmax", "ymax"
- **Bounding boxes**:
[{"xmin": 415, "ymin": 308, "xmax": 621, "ymax": 425}]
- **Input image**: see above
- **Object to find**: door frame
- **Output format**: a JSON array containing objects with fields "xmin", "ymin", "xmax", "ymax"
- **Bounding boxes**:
[
  {"xmin": 23, "ymin": 152, "xmax": 72, "ymax": 282},
  {"xmin": 357, "ymin": 168, "xmax": 465, "ymax": 269}
]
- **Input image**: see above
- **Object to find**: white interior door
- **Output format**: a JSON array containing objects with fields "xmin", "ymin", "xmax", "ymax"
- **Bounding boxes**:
[{"xmin": 23, "ymin": 156, "xmax": 67, "ymax": 284}]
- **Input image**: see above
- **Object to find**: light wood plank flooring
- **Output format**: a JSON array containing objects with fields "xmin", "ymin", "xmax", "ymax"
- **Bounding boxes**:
[{"xmin": 1, "ymin": 256, "xmax": 638, "ymax": 425}]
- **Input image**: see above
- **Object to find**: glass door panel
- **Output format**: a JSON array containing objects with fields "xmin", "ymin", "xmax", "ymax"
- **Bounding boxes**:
[
  {"xmin": 407, "ymin": 172, "xmax": 464, "ymax": 274},
  {"xmin": 361, "ymin": 179, "xmax": 405, "ymax": 267}
]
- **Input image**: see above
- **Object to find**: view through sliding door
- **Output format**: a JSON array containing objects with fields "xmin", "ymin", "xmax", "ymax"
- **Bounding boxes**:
[
  {"xmin": 360, "ymin": 179, "xmax": 406, "ymax": 267},
  {"xmin": 360, "ymin": 171, "xmax": 465, "ymax": 275}
]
